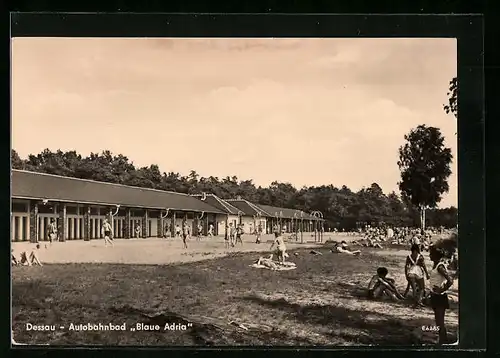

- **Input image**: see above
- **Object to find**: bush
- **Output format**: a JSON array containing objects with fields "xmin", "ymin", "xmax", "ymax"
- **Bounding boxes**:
[{"xmin": 430, "ymin": 233, "xmax": 457, "ymax": 259}]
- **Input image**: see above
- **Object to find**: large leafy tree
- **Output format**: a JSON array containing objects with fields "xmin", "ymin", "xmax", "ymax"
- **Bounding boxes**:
[
  {"xmin": 444, "ymin": 77, "xmax": 457, "ymax": 119},
  {"xmin": 398, "ymin": 125, "xmax": 453, "ymax": 230}
]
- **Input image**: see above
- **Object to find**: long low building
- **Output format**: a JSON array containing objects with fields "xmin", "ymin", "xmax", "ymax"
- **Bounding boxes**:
[
  {"xmin": 11, "ymin": 170, "xmax": 226, "ymax": 242},
  {"xmin": 223, "ymin": 197, "xmax": 269, "ymax": 234},
  {"xmin": 252, "ymin": 203, "xmax": 322, "ymax": 234},
  {"xmin": 11, "ymin": 170, "xmax": 324, "ymax": 242}
]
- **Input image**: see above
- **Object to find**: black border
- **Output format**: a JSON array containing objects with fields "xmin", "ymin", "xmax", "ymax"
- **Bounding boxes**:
[{"xmin": 8, "ymin": 13, "xmax": 485, "ymax": 353}]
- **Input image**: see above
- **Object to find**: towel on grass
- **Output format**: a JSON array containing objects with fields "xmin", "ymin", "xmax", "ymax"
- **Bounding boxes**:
[{"xmin": 250, "ymin": 261, "xmax": 297, "ymax": 271}]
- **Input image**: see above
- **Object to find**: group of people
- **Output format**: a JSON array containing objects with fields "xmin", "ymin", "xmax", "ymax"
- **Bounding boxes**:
[
  {"xmin": 344, "ymin": 225, "xmax": 450, "ymax": 251},
  {"xmin": 11, "ymin": 245, "xmax": 43, "ymax": 266},
  {"xmin": 224, "ymin": 223, "xmax": 245, "ymax": 248},
  {"xmin": 100, "ymin": 218, "xmax": 267, "ymax": 250},
  {"xmin": 169, "ymin": 222, "xmax": 215, "ymax": 240},
  {"xmin": 366, "ymin": 241, "xmax": 456, "ymax": 344}
]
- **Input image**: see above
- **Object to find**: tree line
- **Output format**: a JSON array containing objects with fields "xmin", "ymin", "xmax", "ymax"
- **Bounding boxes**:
[{"xmin": 11, "ymin": 148, "xmax": 457, "ymax": 230}]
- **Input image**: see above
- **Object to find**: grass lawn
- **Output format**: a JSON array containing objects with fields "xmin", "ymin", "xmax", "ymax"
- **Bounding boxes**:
[{"xmin": 11, "ymin": 235, "xmax": 458, "ymax": 346}]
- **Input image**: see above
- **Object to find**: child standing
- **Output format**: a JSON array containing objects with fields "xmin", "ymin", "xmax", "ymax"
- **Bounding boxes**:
[
  {"xmin": 404, "ymin": 244, "xmax": 430, "ymax": 306},
  {"xmin": 269, "ymin": 232, "xmax": 287, "ymax": 264},
  {"xmin": 428, "ymin": 245, "xmax": 455, "ymax": 344}
]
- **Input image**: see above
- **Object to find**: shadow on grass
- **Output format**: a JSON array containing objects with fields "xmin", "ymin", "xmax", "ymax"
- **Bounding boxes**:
[
  {"xmin": 12, "ymin": 278, "xmax": 317, "ymax": 346},
  {"xmin": 334, "ymin": 282, "xmax": 418, "ymax": 309},
  {"xmin": 335, "ymin": 281, "xmax": 459, "ymax": 312},
  {"xmin": 241, "ymin": 294, "xmax": 458, "ymax": 346},
  {"xmin": 109, "ymin": 304, "xmax": 317, "ymax": 346}
]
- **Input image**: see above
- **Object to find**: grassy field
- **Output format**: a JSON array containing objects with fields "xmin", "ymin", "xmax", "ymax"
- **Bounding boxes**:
[{"xmin": 11, "ymin": 234, "xmax": 458, "ymax": 346}]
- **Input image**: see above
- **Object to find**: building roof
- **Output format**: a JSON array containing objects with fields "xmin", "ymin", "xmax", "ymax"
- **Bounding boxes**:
[
  {"xmin": 190, "ymin": 194, "xmax": 240, "ymax": 215},
  {"xmin": 11, "ymin": 170, "xmax": 225, "ymax": 214},
  {"xmin": 254, "ymin": 203, "xmax": 321, "ymax": 221},
  {"xmin": 225, "ymin": 199, "xmax": 269, "ymax": 217}
]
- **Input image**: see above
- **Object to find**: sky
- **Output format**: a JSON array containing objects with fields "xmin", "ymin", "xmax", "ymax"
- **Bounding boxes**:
[{"xmin": 11, "ymin": 38, "xmax": 457, "ymax": 208}]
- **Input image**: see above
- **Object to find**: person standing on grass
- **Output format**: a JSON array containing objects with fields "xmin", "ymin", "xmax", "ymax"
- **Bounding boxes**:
[
  {"xmin": 256, "ymin": 224, "xmax": 262, "ymax": 244},
  {"xmin": 101, "ymin": 218, "xmax": 114, "ymax": 247},
  {"xmin": 175, "ymin": 224, "xmax": 181, "ymax": 238},
  {"xmin": 269, "ymin": 231, "xmax": 287, "ymax": 264},
  {"xmin": 428, "ymin": 245, "xmax": 455, "ymax": 344},
  {"xmin": 404, "ymin": 244, "xmax": 430, "ymax": 307},
  {"xmin": 47, "ymin": 218, "xmax": 57, "ymax": 244},
  {"xmin": 208, "ymin": 223, "xmax": 214, "ymax": 238},
  {"xmin": 255, "ymin": 254, "xmax": 278, "ymax": 270}
]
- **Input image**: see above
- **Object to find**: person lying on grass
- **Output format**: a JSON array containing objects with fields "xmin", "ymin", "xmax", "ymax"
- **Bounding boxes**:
[
  {"xmin": 270, "ymin": 232, "xmax": 287, "ymax": 264},
  {"xmin": 366, "ymin": 237, "xmax": 383, "ymax": 249},
  {"xmin": 367, "ymin": 267, "xmax": 404, "ymax": 301},
  {"xmin": 255, "ymin": 254, "xmax": 279, "ymax": 270},
  {"xmin": 333, "ymin": 242, "xmax": 361, "ymax": 256},
  {"xmin": 404, "ymin": 244, "xmax": 430, "ymax": 307}
]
